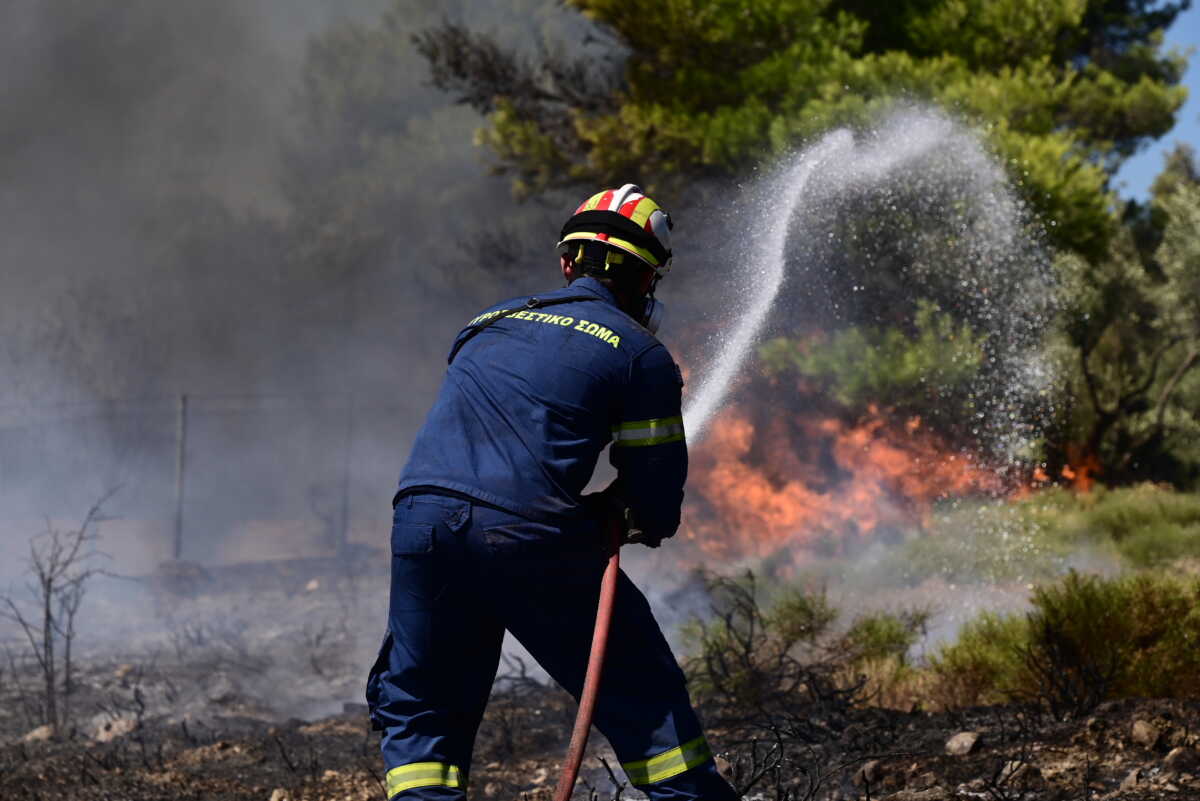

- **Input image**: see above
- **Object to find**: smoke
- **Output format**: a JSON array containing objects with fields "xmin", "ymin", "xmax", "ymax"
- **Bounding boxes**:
[
  {"xmin": 0, "ymin": 0, "xmax": 578, "ymax": 528},
  {"xmin": 0, "ymin": 0, "xmax": 611, "ymax": 721},
  {"xmin": 0, "ymin": 0, "xmax": 394, "ymax": 400}
]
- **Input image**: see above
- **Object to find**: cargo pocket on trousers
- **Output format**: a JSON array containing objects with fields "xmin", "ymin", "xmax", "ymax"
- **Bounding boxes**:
[
  {"xmin": 482, "ymin": 524, "xmax": 533, "ymax": 557},
  {"xmin": 391, "ymin": 522, "xmax": 444, "ymax": 610},
  {"xmin": 365, "ymin": 632, "xmax": 392, "ymax": 731}
]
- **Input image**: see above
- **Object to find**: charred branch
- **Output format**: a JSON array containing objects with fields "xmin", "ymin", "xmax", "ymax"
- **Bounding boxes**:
[{"xmin": 0, "ymin": 489, "xmax": 117, "ymax": 736}]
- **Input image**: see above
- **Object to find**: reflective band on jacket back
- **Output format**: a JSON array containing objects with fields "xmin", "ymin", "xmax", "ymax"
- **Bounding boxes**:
[
  {"xmin": 611, "ymin": 415, "xmax": 685, "ymax": 447},
  {"xmin": 386, "ymin": 762, "xmax": 462, "ymax": 798},
  {"xmin": 622, "ymin": 735, "xmax": 712, "ymax": 785}
]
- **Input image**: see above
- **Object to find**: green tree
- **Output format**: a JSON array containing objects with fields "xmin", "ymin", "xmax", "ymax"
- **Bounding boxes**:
[
  {"xmin": 1053, "ymin": 145, "xmax": 1200, "ymax": 485},
  {"xmin": 419, "ymin": 0, "xmax": 1189, "ymax": 258}
]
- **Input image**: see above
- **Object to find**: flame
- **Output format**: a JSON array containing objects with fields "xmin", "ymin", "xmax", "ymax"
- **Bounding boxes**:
[
  {"xmin": 1061, "ymin": 446, "xmax": 1100, "ymax": 493},
  {"xmin": 682, "ymin": 404, "xmax": 1004, "ymax": 559}
]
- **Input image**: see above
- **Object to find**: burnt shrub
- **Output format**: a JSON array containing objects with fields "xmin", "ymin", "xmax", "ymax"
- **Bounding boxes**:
[
  {"xmin": 680, "ymin": 572, "xmax": 929, "ymax": 799},
  {"xmin": 681, "ymin": 572, "xmax": 840, "ymax": 721},
  {"xmin": 681, "ymin": 572, "xmax": 931, "ymax": 720}
]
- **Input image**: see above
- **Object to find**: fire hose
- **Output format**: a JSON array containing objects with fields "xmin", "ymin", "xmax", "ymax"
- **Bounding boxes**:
[{"xmin": 552, "ymin": 515, "xmax": 623, "ymax": 801}]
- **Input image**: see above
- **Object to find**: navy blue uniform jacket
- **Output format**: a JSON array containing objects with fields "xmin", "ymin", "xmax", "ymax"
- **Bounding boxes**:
[{"xmin": 398, "ymin": 277, "xmax": 687, "ymax": 541}]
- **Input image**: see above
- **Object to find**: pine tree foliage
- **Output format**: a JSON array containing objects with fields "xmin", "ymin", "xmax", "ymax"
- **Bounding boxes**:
[
  {"xmin": 1055, "ymin": 145, "xmax": 1200, "ymax": 484},
  {"xmin": 759, "ymin": 300, "xmax": 985, "ymax": 433},
  {"xmin": 418, "ymin": 0, "xmax": 1189, "ymax": 258}
]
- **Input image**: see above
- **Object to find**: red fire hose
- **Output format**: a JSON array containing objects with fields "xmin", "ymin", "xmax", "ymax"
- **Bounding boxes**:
[{"xmin": 553, "ymin": 516, "xmax": 622, "ymax": 801}]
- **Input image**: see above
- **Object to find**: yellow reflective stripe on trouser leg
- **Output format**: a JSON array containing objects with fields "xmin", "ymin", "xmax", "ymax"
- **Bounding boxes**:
[
  {"xmin": 611, "ymin": 415, "xmax": 685, "ymax": 447},
  {"xmin": 622, "ymin": 735, "xmax": 713, "ymax": 785},
  {"xmin": 386, "ymin": 762, "xmax": 463, "ymax": 798}
]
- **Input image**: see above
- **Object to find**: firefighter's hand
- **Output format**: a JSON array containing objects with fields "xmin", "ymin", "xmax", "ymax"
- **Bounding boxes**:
[
  {"xmin": 581, "ymin": 482, "xmax": 625, "ymax": 526},
  {"xmin": 623, "ymin": 525, "xmax": 664, "ymax": 548},
  {"xmin": 582, "ymin": 481, "xmax": 666, "ymax": 548}
]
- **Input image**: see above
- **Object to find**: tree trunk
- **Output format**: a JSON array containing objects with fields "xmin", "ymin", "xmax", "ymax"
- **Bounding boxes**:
[{"xmin": 41, "ymin": 583, "xmax": 56, "ymax": 736}]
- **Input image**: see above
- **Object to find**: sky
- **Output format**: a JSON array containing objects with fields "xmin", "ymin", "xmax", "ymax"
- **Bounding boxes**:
[{"xmin": 1112, "ymin": 3, "xmax": 1200, "ymax": 199}]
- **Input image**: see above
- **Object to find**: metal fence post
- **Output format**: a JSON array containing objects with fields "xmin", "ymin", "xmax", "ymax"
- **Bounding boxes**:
[
  {"xmin": 173, "ymin": 393, "xmax": 188, "ymax": 560},
  {"xmin": 338, "ymin": 393, "xmax": 354, "ymax": 557}
]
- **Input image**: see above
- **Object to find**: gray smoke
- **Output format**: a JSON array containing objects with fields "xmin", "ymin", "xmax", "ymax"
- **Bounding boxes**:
[
  {"xmin": 0, "ymin": 0, "xmax": 611, "ymax": 722},
  {"xmin": 0, "ymin": 0, "xmax": 578, "ymax": 532}
]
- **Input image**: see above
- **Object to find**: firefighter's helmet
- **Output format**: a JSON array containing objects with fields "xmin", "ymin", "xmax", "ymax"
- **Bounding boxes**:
[{"xmin": 557, "ymin": 184, "xmax": 673, "ymax": 273}]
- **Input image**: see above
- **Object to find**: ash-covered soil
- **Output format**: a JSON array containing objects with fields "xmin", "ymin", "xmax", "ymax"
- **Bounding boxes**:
[
  {"xmin": 3, "ymin": 660, "xmax": 1197, "ymax": 800},
  {"xmin": 1, "ymin": 561, "xmax": 1198, "ymax": 800}
]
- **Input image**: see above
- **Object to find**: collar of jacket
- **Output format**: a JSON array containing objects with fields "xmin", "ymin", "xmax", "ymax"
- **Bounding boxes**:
[{"xmin": 568, "ymin": 276, "xmax": 619, "ymax": 307}]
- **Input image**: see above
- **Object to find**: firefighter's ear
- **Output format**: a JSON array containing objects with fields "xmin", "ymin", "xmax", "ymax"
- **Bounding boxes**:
[{"xmin": 560, "ymin": 251, "xmax": 578, "ymax": 283}]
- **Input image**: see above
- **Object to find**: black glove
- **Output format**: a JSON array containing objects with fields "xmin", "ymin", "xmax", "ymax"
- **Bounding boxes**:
[
  {"xmin": 581, "ymin": 480, "xmax": 663, "ymax": 548},
  {"xmin": 581, "ymin": 480, "xmax": 624, "ymax": 526},
  {"xmin": 622, "ymin": 519, "xmax": 663, "ymax": 548}
]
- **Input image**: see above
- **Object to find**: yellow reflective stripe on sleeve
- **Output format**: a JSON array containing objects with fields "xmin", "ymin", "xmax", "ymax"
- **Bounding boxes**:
[
  {"xmin": 622, "ymin": 735, "xmax": 713, "ymax": 785},
  {"xmin": 386, "ymin": 762, "xmax": 463, "ymax": 798},
  {"xmin": 612, "ymin": 415, "xmax": 685, "ymax": 447}
]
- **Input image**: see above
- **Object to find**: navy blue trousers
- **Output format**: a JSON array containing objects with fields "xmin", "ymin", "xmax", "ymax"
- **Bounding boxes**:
[{"xmin": 366, "ymin": 492, "xmax": 736, "ymax": 800}]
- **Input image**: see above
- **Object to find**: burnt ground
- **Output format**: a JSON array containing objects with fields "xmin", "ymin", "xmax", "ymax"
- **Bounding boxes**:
[
  {"xmin": 1, "ymin": 659, "xmax": 1197, "ymax": 800},
  {"xmin": 1, "ymin": 562, "xmax": 1198, "ymax": 800}
]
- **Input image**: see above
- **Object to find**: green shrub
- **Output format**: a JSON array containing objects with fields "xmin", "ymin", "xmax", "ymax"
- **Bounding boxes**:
[
  {"xmin": 1019, "ymin": 571, "xmax": 1135, "ymax": 715},
  {"xmin": 1117, "ymin": 521, "xmax": 1200, "ymax": 568},
  {"xmin": 682, "ymin": 571, "xmax": 943, "ymax": 720},
  {"xmin": 844, "ymin": 610, "xmax": 929, "ymax": 666},
  {"xmin": 685, "ymin": 567, "xmax": 1200, "ymax": 719},
  {"xmin": 929, "ymin": 571, "xmax": 1200, "ymax": 713},
  {"xmin": 1081, "ymin": 485, "xmax": 1200, "ymax": 567},
  {"xmin": 928, "ymin": 612, "xmax": 1029, "ymax": 708},
  {"xmin": 766, "ymin": 585, "xmax": 839, "ymax": 649}
]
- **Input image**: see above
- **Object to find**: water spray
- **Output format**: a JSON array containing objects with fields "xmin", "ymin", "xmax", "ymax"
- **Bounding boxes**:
[
  {"xmin": 683, "ymin": 130, "xmax": 854, "ymax": 443},
  {"xmin": 683, "ymin": 109, "xmax": 1052, "ymax": 461}
]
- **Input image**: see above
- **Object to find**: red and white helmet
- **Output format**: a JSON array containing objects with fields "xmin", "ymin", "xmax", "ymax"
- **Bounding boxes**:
[{"xmin": 557, "ymin": 184, "xmax": 674, "ymax": 273}]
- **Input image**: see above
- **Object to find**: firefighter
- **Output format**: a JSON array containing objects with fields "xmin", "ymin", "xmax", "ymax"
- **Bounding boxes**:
[{"xmin": 367, "ymin": 184, "xmax": 738, "ymax": 801}]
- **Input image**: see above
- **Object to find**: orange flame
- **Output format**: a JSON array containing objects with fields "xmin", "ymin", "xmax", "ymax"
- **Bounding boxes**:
[
  {"xmin": 682, "ymin": 405, "xmax": 1004, "ymax": 559},
  {"xmin": 1061, "ymin": 446, "xmax": 1100, "ymax": 493}
]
